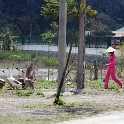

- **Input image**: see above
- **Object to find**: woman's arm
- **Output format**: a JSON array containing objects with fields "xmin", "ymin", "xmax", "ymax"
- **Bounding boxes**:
[{"xmin": 107, "ymin": 55, "xmax": 116, "ymax": 67}]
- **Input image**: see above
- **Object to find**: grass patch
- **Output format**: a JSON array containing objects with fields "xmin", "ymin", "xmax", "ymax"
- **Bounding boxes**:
[
  {"xmin": 36, "ymin": 91, "xmax": 45, "ymax": 97},
  {"xmin": 42, "ymin": 114, "xmax": 81, "ymax": 124},
  {"xmin": 35, "ymin": 80, "xmax": 57, "ymax": 89},
  {"xmin": 23, "ymin": 103, "xmax": 54, "ymax": 109},
  {"xmin": 23, "ymin": 104, "xmax": 39, "ymax": 108},
  {"xmin": 35, "ymin": 80, "xmax": 76, "ymax": 90},
  {"xmin": 16, "ymin": 90, "xmax": 34, "ymax": 97},
  {"xmin": 22, "ymin": 101, "xmax": 104, "ymax": 124},
  {"xmin": 86, "ymin": 79, "xmax": 122, "ymax": 90},
  {"xmin": 86, "ymin": 80, "xmax": 104, "ymax": 89},
  {"xmin": 0, "ymin": 114, "xmax": 42, "ymax": 124},
  {"xmin": 23, "ymin": 99, "xmax": 103, "ymax": 110}
]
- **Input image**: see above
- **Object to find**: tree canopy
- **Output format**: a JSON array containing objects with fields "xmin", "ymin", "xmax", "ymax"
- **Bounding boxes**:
[{"xmin": 0, "ymin": 0, "xmax": 123, "ymax": 36}]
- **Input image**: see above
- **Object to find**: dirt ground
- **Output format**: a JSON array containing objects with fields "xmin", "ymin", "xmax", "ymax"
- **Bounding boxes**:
[
  {"xmin": 0, "ymin": 87, "xmax": 124, "ymax": 123},
  {"xmin": 59, "ymin": 111, "xmax": 124, "ymax": 124},
  {"xmin": 0, "ymin": 68, "xmax": 124, "ymax": 124}
]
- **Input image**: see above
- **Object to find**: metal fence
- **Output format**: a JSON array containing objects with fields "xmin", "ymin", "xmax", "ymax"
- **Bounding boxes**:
[
  {"xmin": 13, "ymin": 35, "xmax": 111, "ymax": 48},
  {"xmin": 0, "ymin": 35, "xmax": 124, "ymax": 82}
]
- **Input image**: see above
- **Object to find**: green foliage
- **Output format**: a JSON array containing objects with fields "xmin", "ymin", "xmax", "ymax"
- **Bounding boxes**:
[
  {"xmin": 80, "ymin": 4, "xmax": 98, "ymax": 16},
  {"xmin": 85, "ymin": 62, "xmax": 93, "ymax": 69},
  {"xmin": 43, "ymin": 56, "xmax": 58, "ymax": 66},
  {"xmin": 41, "ymin": 31, "xmax": 56, "ymax": 43},
  {"xmin": 0, "ymin": 49, "xmax": 49, "ymax": 62},
  {"xmin": 50, "ymin": 22, "xmax": 58, "ymax": 30},
  {"xmin": 40, "ymin": 22, "xmax": 58, "ymax": 45},
  {"xmin": 87, "ymin": 18, "xmax": 112, "ymax": 37},
  {"xmin": 96, "ymin": 12, "xmax": 118, "ymax": 30},
  {"xmin": 0, "ymin": 50, "xmax": 31, "ymax": 61},
  {"xmin": 41, "ymin": 0, "xmax": 77, "ymax": 20},
  {"xmin": 0, "ymin": 28, "xmax": 13, "ymax": 51},
  {"xmin": 116, "ymin": 42, "xmax": 124, "ymax": 76},
  {"xmin": 41, "ymin": 0, "xmax": 98, "ymax": 24},
  {"xmin": 99, "ymin": 51, "xmax": 108, "ymax": 56},
  {"xmin": 88, "ymin": 10, "xmax": 98, "ymax": 16},
  {"xmin": 41, "ymin": 0, "xmax": 59, "ymax": 20},
  {"xmin": 66, "ymin": 73, "xmax": 73, "ymax": 82},
  {"xmin": 0, "ymin": 0, "xmax": 123, "ymax": 37},
  {"xmin": 117, "ymin": 43, "xmax": 124, "ymax": 64}
]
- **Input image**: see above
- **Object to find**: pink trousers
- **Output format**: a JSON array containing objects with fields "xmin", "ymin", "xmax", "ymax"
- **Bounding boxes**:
[{"xmin": 104, "ymin": 67, "xmax": 123, "ymax": 88}]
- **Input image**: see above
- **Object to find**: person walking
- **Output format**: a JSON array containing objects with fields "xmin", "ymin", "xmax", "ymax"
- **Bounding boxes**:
[{"xmin": 104, "ymin": 46, "xmax": 123, "ymax": 89}]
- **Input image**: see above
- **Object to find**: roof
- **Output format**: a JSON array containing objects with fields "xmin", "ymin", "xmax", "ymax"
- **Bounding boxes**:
[
  {"xmin": 112, "ymin": 31, "xmax": 124, "ymax": 37},
  {"xmin": 116, "ymin": 27, "xmax": 124, "ymax": 31},
  {"xmin": 112, "ymin": 35, "xmax": 123, "ymax": 38}
]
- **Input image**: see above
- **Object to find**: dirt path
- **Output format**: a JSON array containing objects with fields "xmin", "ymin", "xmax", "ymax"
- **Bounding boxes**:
[
  {"xmin": 0, "ymin": 89, "xmax": 124, "ymax": 124},
  {"xmin": 58, "ymin": 111, "xmax": 124, "ymax": 124},
  {"xmin": 0, "ymin": 90, "xmax": 124, "ymax": 117},
  {"xmin": 0, "ymin": 91, "xmax": 55, "ymax": 116}
]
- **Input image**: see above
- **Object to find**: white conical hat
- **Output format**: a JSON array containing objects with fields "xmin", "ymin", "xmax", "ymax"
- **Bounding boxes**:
[{"xmin": 106, "ymin": 46, "xmax": 116, "ymax": 52}]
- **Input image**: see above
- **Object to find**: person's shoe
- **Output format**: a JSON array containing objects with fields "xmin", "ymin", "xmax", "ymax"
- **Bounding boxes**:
[{"xmin": 104, "ymin": 87, "xmax": 108, "ymax": 89}]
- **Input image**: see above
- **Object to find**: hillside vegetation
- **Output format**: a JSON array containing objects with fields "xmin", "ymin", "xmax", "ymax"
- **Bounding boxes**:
[{"xmin": 0, "ymin": 0, "xmax": 123, "ymax": 36}]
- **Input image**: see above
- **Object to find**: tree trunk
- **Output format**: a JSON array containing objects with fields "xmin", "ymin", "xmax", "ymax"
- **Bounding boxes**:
[
  {"xmin": 54, "ymin": 1, "xmax": 80, "ymax": 104},
  {"xmin": 57, "ymin": 0, "xmax": 67, "ymax": 93},
  {"xmin": 76, "ymin": 0, "xmax": 86, "ymax": 92},
  {"xmin": 93, "ymin": 60, "xmax": 98, "ymax": 80}
]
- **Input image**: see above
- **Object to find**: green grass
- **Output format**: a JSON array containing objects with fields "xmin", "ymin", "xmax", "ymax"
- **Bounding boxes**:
[
  {"xmin": 35, "ymin": 80, "xmax": 57, "ymax": 89},
  {"xmin": 36, "ymin": 91, "xmax": 45, "ymax": 97},
  {"xmin": 23, "ymin": 99, "xmax": 103, "ymax": 110},
  {"xmin": 0, "ymin": 79, "xmax": 124, "ymax": 124},
  {"xmin": 0, "ymin": 50, "xmax": 59, "ymax": 69},
  {"xmin": 15, "ymin": 90, "xmax": 34, "ymax": 97},
  {"xmin": 21, "ymin": 101, "xmax": 104, "ymax": 124},
  {"xmin": 0, "ymin": 60, "xmax": 24, "ymax": 68},
  {"xmin": 23, "ymin": 103, "xmax": 39, "ymax": 108},
  {"xmin": 35, "ymin": 80, "xmax": 76, "ymax": 89},
  {"xmin": 0, "ymin": 79, "xmax": 123, "ymax": 98},
  {"xmin": 0, "ymin": 114, "xmax": 42, "ymax": 124},
  {"xmin": 0, "ymin": 113, "xmax": 93, "ymax": 124},
  {"xmin": 86, "ymin": 79, "xmax": 122, "ymax": 90}
]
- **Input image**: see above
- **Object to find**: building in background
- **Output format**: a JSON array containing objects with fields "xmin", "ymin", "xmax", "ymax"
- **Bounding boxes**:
[{"xmin": 112, "ymin": 27, "xmax": 124, "ymax": 49}]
